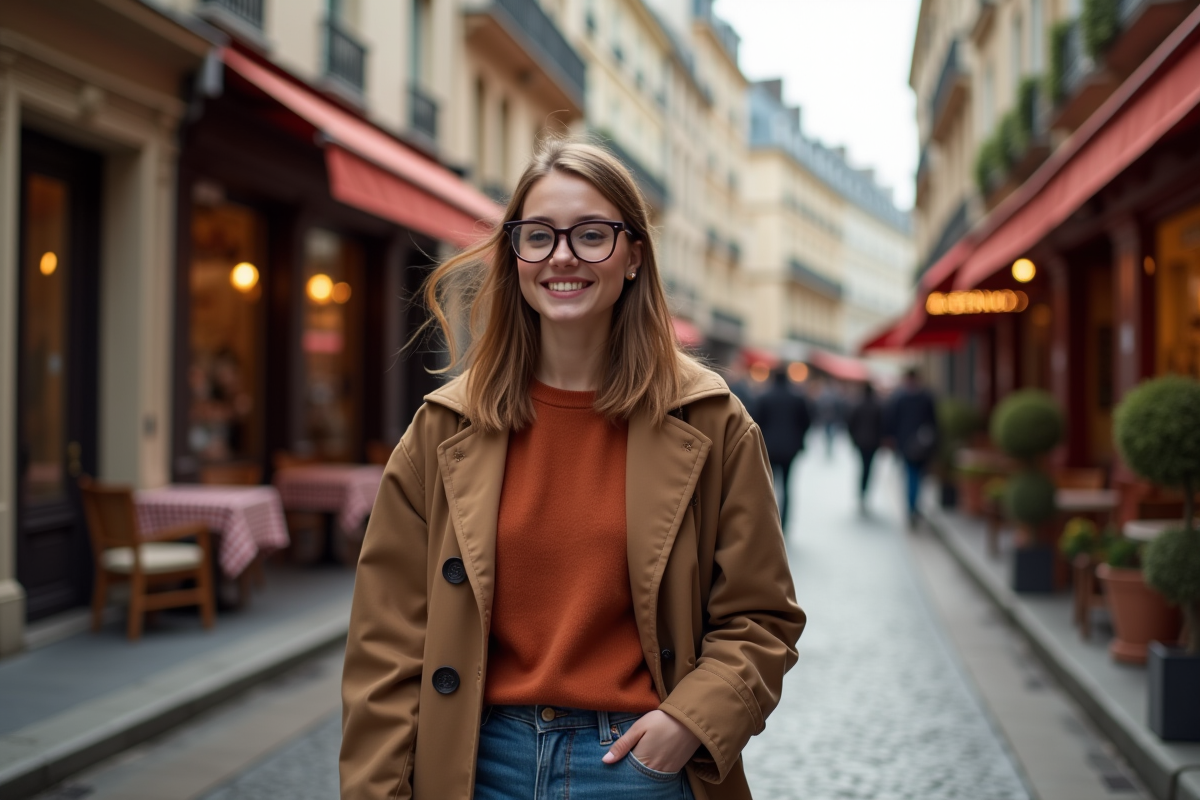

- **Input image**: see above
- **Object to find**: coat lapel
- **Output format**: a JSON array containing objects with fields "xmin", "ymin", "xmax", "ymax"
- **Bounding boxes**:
[
  {"xmin": 626, "ymin": 410, "xmax": 711, "ymax": 689},
  {"xmin": 437, "ymin": 426, "xmax": 509, "ymax": 634}
]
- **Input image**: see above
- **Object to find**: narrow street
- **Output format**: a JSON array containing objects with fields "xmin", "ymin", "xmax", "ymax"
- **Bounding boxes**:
[{"xmin": 38, "ymin": 434, "xmax": 1146, "ymax": 800}]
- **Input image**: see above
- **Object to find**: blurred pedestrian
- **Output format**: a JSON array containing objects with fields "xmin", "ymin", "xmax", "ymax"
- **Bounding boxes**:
[
  {"xmin": 814, "ymin": 380, "xmax": 843, "ymax": 459},
  {"xmin": 756, "ymin": 367, "xmax": 812, "ymax": 527},
  {"xmin": 727, "ymin": 357, "xmax": 757, "ymax": 417},
  {"xmin": 885, "ymin": 368, "xmax": 939, "ymax": 529},
  {"xmin": 340, "ymin": 139, "xmax": 805, "ymax": 800},
  {"xmin": 848, "ymin": 382, "xmax": 884, "ymax": 514}
]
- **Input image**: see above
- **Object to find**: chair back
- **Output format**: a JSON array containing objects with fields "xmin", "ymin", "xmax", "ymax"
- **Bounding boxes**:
[
  {"xmin": 78, "ymin": 476, "xmax": 141, "ymax": 553},
  {"xmin": 199, "ymin": 462, "xmax": 263, "ymax": 486},
  {"xmin": 273, "ymin": 450, "xmax": 319, "ymax": 472}
]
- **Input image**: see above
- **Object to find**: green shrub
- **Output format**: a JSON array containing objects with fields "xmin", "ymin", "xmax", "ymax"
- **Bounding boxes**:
[
  {"xmin": 938, "ymin": 398, "xmax": 982, "ymax": 443},
  {"xmin": 1082, "ymin": 0, "xmax": 1119, "ymax": 59},
  {"xmin": 974, "ymin": 135, "xmax": 1005, "ymax": 196},
  {"xmin": 1059, "ymin": 517, "xmax": 1099, "ymax": 559},
  {"xmin": 1005, "ymin": 470, "xmax": 1057, "ymax": 525},
  {"xmin": 984, "ymin": 477, "xmax": 1008, "ymax": 503},
  {"xmin": 1144, "ymin": 527, "xmax": 1200, "ymax": 652},
  {"xmin": 1047, "ymin": 20, "xmax": 1074, "ymax": 102},
  {"xmin": 1105, "ymin": 537, "xmax": 1142, "ymax": 569},
  {"xmin": 990, "ymin": 390, "xmax": 1064, "ymax": 460},
  {"xmin": 1114, "ymin": 375, "xmax": 1200, "ymax": 530},
  {"xmin": 1018, "ymin": 77, "xmax": 1041, "ymax": 137},
  {"xmin": 998, "ymin": 111, "xmax": 1028, "ymax": 168}
]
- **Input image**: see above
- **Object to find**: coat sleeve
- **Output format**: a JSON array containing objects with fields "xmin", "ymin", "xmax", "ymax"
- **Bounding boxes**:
[
  {"xmin": 659, "ymin": 420, "xmax": 806, "ymax": 783},
  {"xmin": 340, "ymin": 409, "xmax": 433, "ymax": 800}
]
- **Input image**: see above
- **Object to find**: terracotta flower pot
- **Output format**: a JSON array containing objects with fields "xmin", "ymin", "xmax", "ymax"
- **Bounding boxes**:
[
  {"xmin": 958, "ymin": 474, "xmax": 986, "ymax": 516},
  {"xmin": 1097, "ymin": 564, "xmax": 1183, "ymax": 665}
]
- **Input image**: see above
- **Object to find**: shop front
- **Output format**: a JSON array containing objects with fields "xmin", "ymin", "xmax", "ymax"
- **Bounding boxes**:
[{"xmin": 173, "ymin": 47, "xmax": 498, "ymax": 485}]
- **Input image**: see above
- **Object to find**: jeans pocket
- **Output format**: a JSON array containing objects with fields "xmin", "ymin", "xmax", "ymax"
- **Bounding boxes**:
[
  {"xmin": 626, "ymin": 751, "xmax": 681, "ymax": 782},
  {"xmin": 480, "ymin": 705, "xmax": 493, "ymax": 728}
]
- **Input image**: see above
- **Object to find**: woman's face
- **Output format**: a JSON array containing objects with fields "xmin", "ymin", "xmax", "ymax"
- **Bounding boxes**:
[{"xmin": 514, "ymin": 170, "xmax": 643, "ymax": 333}]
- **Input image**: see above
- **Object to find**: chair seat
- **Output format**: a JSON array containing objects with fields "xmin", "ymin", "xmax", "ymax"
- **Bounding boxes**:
[{"xmin": 102, "ymin": 542, "xmax": 204, "ymax": 574}]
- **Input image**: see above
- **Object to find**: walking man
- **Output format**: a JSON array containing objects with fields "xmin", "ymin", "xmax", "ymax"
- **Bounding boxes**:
[
  {"xmin": 886, "ymin": 368, "xmax": 939, "ymax": 529},
  {"xmin": 756, "ymin": 367, "xmax": 812, "ymax": 527},
  {"xmin": 848, "ymin": 382, "xmax": 884, "ymax": 514}
]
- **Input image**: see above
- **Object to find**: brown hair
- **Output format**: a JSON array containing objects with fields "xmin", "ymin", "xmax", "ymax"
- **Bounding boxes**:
[{"xmin": 422, "ymin": 138, "xmax": 683, "ymax": 432}]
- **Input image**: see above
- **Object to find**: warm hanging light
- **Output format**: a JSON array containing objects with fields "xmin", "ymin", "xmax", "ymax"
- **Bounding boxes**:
[
  {"xmin": 788, "ymin": 362, "xmax": 809, "ymax": 383},
  {"xmin": 332, "ymin": 281, "xmax": 352, "ymax": 304},
  {"xmin": 39, "ymin": 252, "xmax": 58, "ymax": 276},
  {"xmin": 230, "ymin": 262, "xmax": 259, "ymax": 292},
  {"xmin": 307, "ymin": 273, "xmax": 333, "ymax": 303},
  {"xmin": 1143, "ymin": 256, "xmax": 1156, "ymax": 276},
  {"xmin": 1012, "ymin": 258, "xmax": 1036, "ymax": 283}
]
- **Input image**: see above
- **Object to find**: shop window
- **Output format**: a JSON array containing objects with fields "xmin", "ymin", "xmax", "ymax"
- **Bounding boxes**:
[
  {"xmin": 1156, "ymin": 203, "xmax": 1200, "ymax": 378},
  {"xmin": 187, "ymin": 202, "xmax": 266, "ymax": 471},
  {"xmin": 301, "ymin": 229, "xmax": 364, "ymax": 460}
]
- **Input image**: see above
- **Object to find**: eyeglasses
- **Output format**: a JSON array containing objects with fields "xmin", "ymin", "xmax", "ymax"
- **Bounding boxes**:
[{"xmin": 503, "ymin": 219, "xmax": 638, "ymax": 264}]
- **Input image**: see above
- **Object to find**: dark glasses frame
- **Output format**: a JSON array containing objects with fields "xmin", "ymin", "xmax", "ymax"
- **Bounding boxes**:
[{"xmin": 502, "ymin": 219, "xmax": 640, "ymax": 264}]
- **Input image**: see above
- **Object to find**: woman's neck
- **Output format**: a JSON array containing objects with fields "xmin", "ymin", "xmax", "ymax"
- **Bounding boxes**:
[{"xmin": 535, "ymin": 317, "xmax": 611, "ymax": 391}]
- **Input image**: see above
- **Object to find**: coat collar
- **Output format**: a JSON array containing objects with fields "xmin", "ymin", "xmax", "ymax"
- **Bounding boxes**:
[{"xmin": 425, "ymin": 358, "xmax": 729, "ymax": 671}]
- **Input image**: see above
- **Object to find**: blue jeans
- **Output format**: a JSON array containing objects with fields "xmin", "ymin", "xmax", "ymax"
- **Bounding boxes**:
[
  {"xmin": 474, "ymin": 705, "xmax": 696, "ymax": 800},
  {"xmin": 904, "ymin": 459, "xmax": 925, "ymax": 515}
]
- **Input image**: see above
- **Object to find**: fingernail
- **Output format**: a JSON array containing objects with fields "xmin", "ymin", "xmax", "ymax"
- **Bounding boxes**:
[{"xmin": 602, "ymin": 752, "xmax": 615, "ymax": 764}]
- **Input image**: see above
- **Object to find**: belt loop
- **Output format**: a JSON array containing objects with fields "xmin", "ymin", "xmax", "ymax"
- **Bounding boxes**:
[{"xmin": 598, "ymin": 710, "xmax": 613, "ymax": 744}]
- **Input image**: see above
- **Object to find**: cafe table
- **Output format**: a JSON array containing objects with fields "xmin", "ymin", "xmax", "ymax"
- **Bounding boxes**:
[
  {"xmin": 272, "ymin": 463, "xmax": 385, "ymax": 538},
  {"xmin": 134, "ymin": 484, "xmax": 290, "ymax": 578}
]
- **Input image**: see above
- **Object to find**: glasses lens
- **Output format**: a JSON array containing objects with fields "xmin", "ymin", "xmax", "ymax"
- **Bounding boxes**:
[
  {"xmin": 570, "ymin": 223, "xmax": 617, "ymax": 263},
  {"xmin": 510, "ymin": 223, "xmax": 555, "ymax": 261}
]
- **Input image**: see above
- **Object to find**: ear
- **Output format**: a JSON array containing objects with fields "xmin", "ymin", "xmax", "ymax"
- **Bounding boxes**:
[{"xmin": 627, "ymin": 238, "xmax": 644, "ymax": 274}]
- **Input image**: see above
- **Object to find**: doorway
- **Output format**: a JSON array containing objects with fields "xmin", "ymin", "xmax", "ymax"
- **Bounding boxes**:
[{"xmin": 16, "ymin": 130, "xmax": 102, "ymax": 620}]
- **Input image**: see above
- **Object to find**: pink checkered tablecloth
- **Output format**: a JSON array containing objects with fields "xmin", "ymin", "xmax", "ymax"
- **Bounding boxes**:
[
  {"xmin": 135, "ymin": 485, "xmax": 290, "ymax": 577},
  {"xmin": 273, "ymin": 464, "xmax": 385, "ymax": 537}
]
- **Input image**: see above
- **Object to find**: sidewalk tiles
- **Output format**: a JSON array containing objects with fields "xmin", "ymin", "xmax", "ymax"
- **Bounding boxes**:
[
  {"xmin": 923, "ymin": 500, "xmax": 1200, "ymax": 800},
  {"xmin": 0, "ymin": 564, "xmax": 355, "ymax": 800}
]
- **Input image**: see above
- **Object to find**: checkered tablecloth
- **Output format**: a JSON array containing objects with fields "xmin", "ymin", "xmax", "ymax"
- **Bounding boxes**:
[
  {"xmin": 273, "ymin": 464, "xmax": 385, "ymax": 538},
  {"xmin": 135, "ymin": 485, "xmax": 290, "ymax": 577}
]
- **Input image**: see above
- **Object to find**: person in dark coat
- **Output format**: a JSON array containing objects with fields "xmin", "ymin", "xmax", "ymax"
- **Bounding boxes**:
[
  {"xmin": 755, "ymin": 367, "xmax": 812, "ymax": 527},
  {"xmin": 885, "ymin": 368, "xmax": 939, "ymax": 528},
  {"xmin": 847, "ymin": 382, "xmax": 884, "ymax": 513}
]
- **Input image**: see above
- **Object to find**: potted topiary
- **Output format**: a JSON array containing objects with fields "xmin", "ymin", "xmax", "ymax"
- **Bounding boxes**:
[
  {"xmin": 937, "ymin": 398, "xmax": 983, "ymax": 509},
  {"xmin": 1115, "ymin": 375, "xmax": 1200, "ymax": 738},
  {"xmin": 991, "ymin": 390, "xmax": 1064, "ymax": 593},
  {"xmin": 1097, "ymin": 538, "xmax": 1180, "ymax": 663}
]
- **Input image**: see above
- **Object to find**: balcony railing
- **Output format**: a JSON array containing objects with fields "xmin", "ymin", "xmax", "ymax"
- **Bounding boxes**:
[
  {"xmin": 479, "ymin": 0, "xmax": 587, "ymax": 108},
  {"xmin": 787, "ymin": 258, "xmax": 843, "ymax": 299},
  {"xmin": 1060, "ymin": 21, "xmax": 1092, "ymax": 98},
  {"xmin": 929, "ymin": 39, "xmax": 969, "ymax": 139},
  {"xmin": 200, "ymin": 0, "xmax": 263, "ymax": 30},
  {"xmin": 409, "ymin": 85, "xmax": 438, "ymax": 140},
  {"xmin": 325, "ymin": 20, "xmax": 367, "ymax": 93}
]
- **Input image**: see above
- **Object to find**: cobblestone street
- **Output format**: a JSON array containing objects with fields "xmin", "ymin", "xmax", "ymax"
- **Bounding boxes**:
[{"xmin": 40, "ymin": 433, "xmax": 1145, "ymax": 800}]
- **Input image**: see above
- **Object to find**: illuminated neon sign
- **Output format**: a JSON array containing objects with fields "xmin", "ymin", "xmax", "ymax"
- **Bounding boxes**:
[{"xmin": 925, "ymin": 290, "xmax": 1029, "ymax": 315}]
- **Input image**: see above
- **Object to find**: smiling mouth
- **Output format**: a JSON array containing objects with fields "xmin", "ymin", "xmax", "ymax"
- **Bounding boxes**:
[{"xmin": 543, "ymin": 280, "xmax": 593, "ymax": 292}]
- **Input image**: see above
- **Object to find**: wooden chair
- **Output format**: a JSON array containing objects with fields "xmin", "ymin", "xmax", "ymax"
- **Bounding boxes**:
[
  {"xmin": 272, "ymin": 450, "xmax": 325, "ymax": 563},
  {"xmin": 79, "ymin": 477, "xmax": 216, "ymax": 641},
  {"xmin": 1072, "ymin": 553, "xmax": 1106, "ymax": 640},
  {"xmin": 199, "ymin": 462, "xmax": 263, "ymax": 486}
]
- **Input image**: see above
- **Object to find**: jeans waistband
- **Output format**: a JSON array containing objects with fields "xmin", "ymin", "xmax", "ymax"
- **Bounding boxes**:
[{"xmin": 489, "ymin": 705, "xmax": 642, "ymax": 743}]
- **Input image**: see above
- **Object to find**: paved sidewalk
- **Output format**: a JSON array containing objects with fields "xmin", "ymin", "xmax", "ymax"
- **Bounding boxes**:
[
  {"xmin": 924, "ymin": 498, "xmax": 1200, "ymax": 800},
  {"xmin": 0, "ymin": 564, "xmax": 355, "ymax": 800}
]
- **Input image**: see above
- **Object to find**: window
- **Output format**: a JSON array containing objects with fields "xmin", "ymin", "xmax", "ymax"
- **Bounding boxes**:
[
  {"xmin": 411, "ymin": 0, "xmax": 431, "ymax": 89},
  {"xmin": 1030, "ymin": 0, "xmax": 1044, "ymax": 72},
  {"xmin": 1011, "ymin": 12, "xmax": 1024, "ymax": 94},
  {"xmin": 983, "ymin": 62, "xmax": 996, "ymax": 134}
]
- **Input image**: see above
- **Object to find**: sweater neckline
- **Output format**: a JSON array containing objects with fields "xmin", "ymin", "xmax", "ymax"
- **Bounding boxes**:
[{"xmin": 530, "ymin": 379, "xmax": 597, "ymax": 409}]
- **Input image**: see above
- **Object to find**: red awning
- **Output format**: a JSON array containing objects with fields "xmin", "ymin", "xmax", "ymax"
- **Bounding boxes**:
[
  {"xmin": 672, "ymin": 317, "xmax": 704, "ymax": 347},
  {"xmin": 808, "ymin": 350, "xmax": 871, "ymax": 382},
  {"xmin": 222, "ymin": 49, "xmax": 499, "ymax": 245},
  {"xmin": 741, "ymin": 347, "xmax": 780, "ymax": 368},
  {"xmin": 859, "ymin": 238, "xmax": 975, "ymax": 352},
  {"xmin": 955, "ymin": 6, "xmax": 1200, "ymax": 289}
]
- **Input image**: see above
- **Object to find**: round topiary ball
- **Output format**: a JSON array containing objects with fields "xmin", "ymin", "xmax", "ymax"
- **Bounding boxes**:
[
  {"xmin": 1114, "ymin": 376, "xmax": 1200, "ymax": 498},
  {"xmin": 1005, "ymin": 470, "xmax": 1057, "ymax": 525},
  {"xmin": 990, "ymin": 390, "xmax": 1064, "ymax": 460},
  {"xmin": 1144, "ymin": 528, "xmax": 1200, "ymax": 606}
]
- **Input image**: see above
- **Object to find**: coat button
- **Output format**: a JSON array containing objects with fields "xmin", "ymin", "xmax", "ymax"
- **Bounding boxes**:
[
  {"xmin": 540, "ymin": 707, "xmax": 556, "ymax": 722},
  {"xmin": 661, "ymin": 649, "xmax": 675, "ymax": 661},
  {"xmin": 432, "ymin": 666, "xmax": 460, "ymax": 694},
  {"xmin": 442, "ymin": 557, "xmax": 467, "ymax": 585},
  {"xmin": 453, "ymin": 449, "xmax": 465, "ymax": 462},
  {"xmin": 683, "ymin": 441, "xmax": 693, "ymax": 452}
]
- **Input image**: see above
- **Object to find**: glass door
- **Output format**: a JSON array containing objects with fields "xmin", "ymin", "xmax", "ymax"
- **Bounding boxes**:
[{"xmin": 16, "ymin": 131, "xmax": 101, "ymax": 620}]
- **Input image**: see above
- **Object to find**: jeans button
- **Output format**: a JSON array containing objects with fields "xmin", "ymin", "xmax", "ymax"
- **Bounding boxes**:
[{"xmin": 540, "ymin": 707, "xmax": 556, "ymax": 722}]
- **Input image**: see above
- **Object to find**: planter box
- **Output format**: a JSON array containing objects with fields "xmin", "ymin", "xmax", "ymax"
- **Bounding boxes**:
[
  {"xmin": 1149, "ymin": 641, "xmax": 1200, "ymax": 741},
  {"xmin": 1011, "ymin": 545, "xmax": 1055, "ymax": 593}
]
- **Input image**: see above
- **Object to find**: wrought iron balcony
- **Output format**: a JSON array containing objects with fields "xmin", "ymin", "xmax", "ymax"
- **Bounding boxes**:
[
  {"xmin": 409, "ymin": 85, "xmax": 438, "ymax": 141},
  {"xmin": 325, "ymin": 19, "xmax": 367, "ymax": 94},
  {"xmin": 464, "ymin": 0, "xmax": 587, "ymax": 114},
  {"xmin": 200, "ymin": 0, "xmax": 264, "ymax": 30},
  {"xmin": 787, "ymin": 258, "xmax": 843, "ymax": 299},
  {"xmin": 929, "ymin": 39, "xmax": 969, "ymax": 143}
]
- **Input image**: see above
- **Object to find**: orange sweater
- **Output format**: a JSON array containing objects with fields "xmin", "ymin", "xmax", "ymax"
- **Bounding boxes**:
[{"xmin": 483, "ymin": 380, "xmax": 660, "ymax": 712}]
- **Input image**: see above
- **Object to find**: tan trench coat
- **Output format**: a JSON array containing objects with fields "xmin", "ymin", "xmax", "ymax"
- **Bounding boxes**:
[{"xmin": 340, "ymin": 361, "xmax": 805, "ymax": 800}]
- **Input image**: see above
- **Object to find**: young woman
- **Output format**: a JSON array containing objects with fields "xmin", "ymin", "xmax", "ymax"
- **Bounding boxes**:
[{"xmin": 340, "ymin": 139, "xmax": 805, "ymax": 800}]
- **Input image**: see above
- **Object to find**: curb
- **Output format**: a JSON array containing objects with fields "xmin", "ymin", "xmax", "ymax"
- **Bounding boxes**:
[
  {"xmin": 0, "ymin": 613, "xmax": 348, "ymax": 800},
  {"xmin": 922, "ymin": 506, "xmax": 1200, "ymax": 800}
]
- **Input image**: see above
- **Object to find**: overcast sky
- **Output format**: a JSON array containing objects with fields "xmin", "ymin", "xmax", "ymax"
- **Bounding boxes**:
[{"xmin": 713, "ymin": 0, "xmax": 922, "ymax": 211}]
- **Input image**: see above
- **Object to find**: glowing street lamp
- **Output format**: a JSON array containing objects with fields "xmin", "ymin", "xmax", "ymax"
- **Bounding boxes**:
[
  {"xmin": 230, "ymin": 262, "xmax": 259, "ymax": 292},
  {"xmin": 307, "ymin": 273, "xmax": 333, "ymax": 303},
  {"xmin": 39, "ymin": 252, "xmax": 58, "ymax": 276},
  {"xmin": 1012, "ymin": 258, "xmax": 1037, "ymax": 283}
]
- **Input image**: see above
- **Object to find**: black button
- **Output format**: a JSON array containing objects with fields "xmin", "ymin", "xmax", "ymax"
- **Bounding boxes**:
[
  {"xmin": 442, "ymin": 557, "xmax": 467, "ymax": 585},
  {"xmin": 432, "ymin": 666, "xmax": 460, "ymax": 694},
  {"xmin": 660, "ymin": 649, "xmax": 674, "ymax": 661}
]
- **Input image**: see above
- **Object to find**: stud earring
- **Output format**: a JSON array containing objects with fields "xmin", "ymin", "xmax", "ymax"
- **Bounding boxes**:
[{"xmin": 627, "ymin": 271, "xmax": 637, "ymax": 280}]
